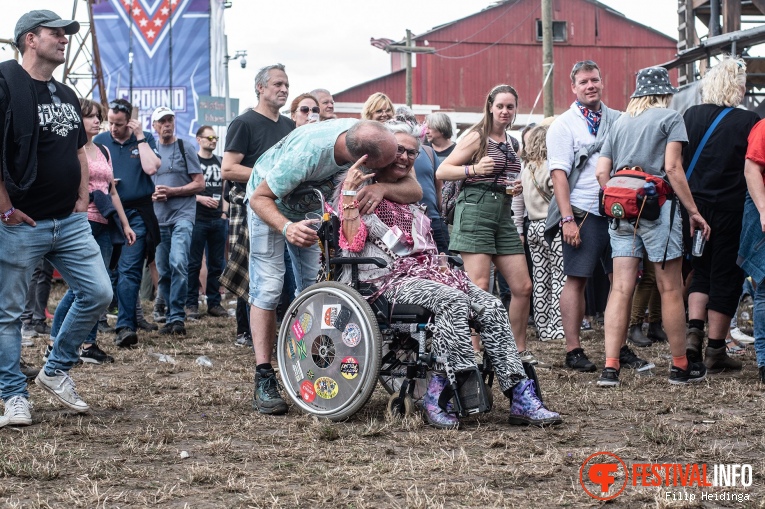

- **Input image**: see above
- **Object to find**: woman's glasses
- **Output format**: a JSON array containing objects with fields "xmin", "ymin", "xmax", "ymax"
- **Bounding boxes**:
[
  {"xmin": 46, "ymin": 81, "xmax": 61, "ymax": 106},
  {"xmin": 299, "ymin": 106, "xmax": 320, "ymax": 114},
  {"xmin": 396, "ymin": 145, "xmax": 419, "ymax": 160}
]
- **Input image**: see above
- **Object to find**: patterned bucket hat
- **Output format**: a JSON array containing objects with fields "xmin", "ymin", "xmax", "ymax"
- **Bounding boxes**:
[{"xmin": 630, "ymin": 67, "xmax": 679, "ymax": 98}]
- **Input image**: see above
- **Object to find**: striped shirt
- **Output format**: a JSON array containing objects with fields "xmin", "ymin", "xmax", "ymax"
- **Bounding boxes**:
[{"xmin": 466, "ymin": 137, "xmax": 521, "ymax": 185}]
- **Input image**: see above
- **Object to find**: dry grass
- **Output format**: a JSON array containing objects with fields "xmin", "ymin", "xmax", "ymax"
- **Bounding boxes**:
[{"xmin": 3, "ymin": 290, "xmax": 765, "ymax": 508}]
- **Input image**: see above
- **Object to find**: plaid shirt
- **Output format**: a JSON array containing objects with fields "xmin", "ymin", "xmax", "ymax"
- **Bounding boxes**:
[{"xmin": 220, "ymin": 186, "xmax": 249, "ymax": 300}]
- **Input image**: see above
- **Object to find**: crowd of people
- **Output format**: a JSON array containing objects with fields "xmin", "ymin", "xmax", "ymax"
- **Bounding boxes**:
[{"xmin": 1, "ymin": 9, "xmax": 764, "ymax": 429}]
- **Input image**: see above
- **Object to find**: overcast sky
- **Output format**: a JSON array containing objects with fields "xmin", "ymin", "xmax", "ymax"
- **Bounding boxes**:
[{"xmin": 0, "ymin": 0, "xmax": 680, "ymax": 109}]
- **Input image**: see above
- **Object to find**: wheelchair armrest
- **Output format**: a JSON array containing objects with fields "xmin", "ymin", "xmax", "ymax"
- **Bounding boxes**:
[
  {"xmin": 448, "ymin": 255, "xmax": 463, "ymax": 268},
  {"xmin": 329, "ymin": 257, "xmax": 388, "ymax": 268}
]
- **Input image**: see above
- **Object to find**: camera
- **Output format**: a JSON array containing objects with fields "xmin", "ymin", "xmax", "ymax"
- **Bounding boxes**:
[{"xmin": 239, "ymin": 57, "xmax": 247, "ymax": 69}]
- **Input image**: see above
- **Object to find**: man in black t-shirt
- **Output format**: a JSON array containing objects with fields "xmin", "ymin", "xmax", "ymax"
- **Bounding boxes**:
[
  {"xmin": 220, "ymin": 63, "xmax": 295, "ymax": 355},
  {"xmin": 0, "ymin": 10, "xmax": 113, "ymax": 427},
  {"xmin": 185, "ymin": 125, "xmax": 229, "ymax": 319}
]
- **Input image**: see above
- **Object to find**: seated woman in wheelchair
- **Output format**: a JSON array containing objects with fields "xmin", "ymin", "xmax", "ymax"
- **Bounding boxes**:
[{"xmin": 335, "ymin": 119, "xmax": 562, "ymax": 429}]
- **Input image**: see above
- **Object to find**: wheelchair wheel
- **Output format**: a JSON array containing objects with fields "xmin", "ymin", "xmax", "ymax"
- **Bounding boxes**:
[
  {"xmin": 277, "ymin": 281, "xmax": 382, "ymax": 421},
  {"xmin": 386, "ymin": 393, "xmax": 414, "ymax": 418}
]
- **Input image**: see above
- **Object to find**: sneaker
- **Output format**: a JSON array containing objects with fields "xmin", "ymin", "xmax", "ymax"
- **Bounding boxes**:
[
  {"xmin": 647, "ymin": 321, "xmax": 668, "ymax": 343},
  {"xmin": 597, "ymin": 367, "xmax": 621, "ymax": 387},
  {"xmin": 565, "ymin": 348, "xmax": 596, "ymax": 372},
  {"xmin": 158, "ymin": 321, "xmax": 186, "ymax": 336},
  {"xmin": 207, "ymin": 305, "xmax": 229, "ymax": 318},
  {"xmin": 97, "ymin": 319, "xmax": 114, "ymax": 334},
  {"xmin": 704, "ymin": 346, "xmax": 743, "ymax": 374},
  {"xmin": 580, "ymin": 319, "xmax": 592, "ymax": 331},
  {"xmin": 619, "ymin": 345, "xmax": 655, "ymax": 372},
  {"xmin": 80, "ymin": 343, "xmax": 114, "ymax": 364},
  {"xmin": 519, "ymin": 350, "xmax": 539, "ymax": 366},
  {"xmin": 185, "ymin": 306, "xmax": 201, "ymax": 321},
  {"xmin": 35, "ymin": 370, "xmax": 90, "ymax": 413},
  {"xmin": 686, "ymin": 327, "xmax": 704, "ymax": 364},
  {"xmin": 253, "ymin": 369, "xmax": 288, "ymax": 415},
  {"xmin": 105, "ymin": 304, "xmax": 119, "ymax": 318},
  {"xmin": 152, "ymin": 303, "xmax": 167, "ymax": 324},
  {"xmin": 421, "ymin": 373, "xmax": 459, "ymax": 429},
  {"xmin": 21, "ymin": 322, "xmax": 39, "ymax": 339},
  {"xmin": 31, "ymin": 320, "xmax": 51, "ymax": 335},
  {"xmin": 20, "ymin": 358, "xmax": 39, "ymax": 382},
  {"xmin": 235, "ymin": 332, "xmax": 253, "ymax": 348},
  {"xmin": 668, "ymin": 362, "xmax": 707, "ymax": 385},
  {"xmin": 1, "ymin": 395, "xmax": 32, "ymax": 427},
  {"xmin": 114, "ymin": 327, "xmax": 138, "ymax": 348},
  {"xmin": 730, "ymin": 327, "xmax": 754, "ymax": 344},
  {"xmin": 627, "ymin": 324, "xmax": 652, "ymax": 348},
  {"xmin": 508, "ymin": 379, "xmax": 562, "ymax": 426},
  {"xmin": 136, "ymin": 318, "xmax": 159, "ymax": 332},
  {"xmin": 42, "ymin": 344, "xmax": 53, "ymax": 363}
]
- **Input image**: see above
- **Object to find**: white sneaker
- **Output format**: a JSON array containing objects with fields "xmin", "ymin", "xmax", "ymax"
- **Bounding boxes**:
[
  {"xmin": 2, "ymin": 395, "xmax": 32, "ymax": 427},
  {"xmin": 730, "ymin": 327, "xmax": 754, "ymax": 344},
  {"xmin": 21, "ymin": 323, "xmax": 38, "ymax": 339},
  {"xmin": 520, "ymin": 350, "xmax": 539, "ymax": 365},
  {"xmin": 35, "ymin": 370, "xmax": 90, "ymax": 413}
]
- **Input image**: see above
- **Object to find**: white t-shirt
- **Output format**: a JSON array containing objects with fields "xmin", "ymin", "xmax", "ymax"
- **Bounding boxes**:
[{"xmin": 546, "ymin": 102, "xmax": 605, "ymax": 215}]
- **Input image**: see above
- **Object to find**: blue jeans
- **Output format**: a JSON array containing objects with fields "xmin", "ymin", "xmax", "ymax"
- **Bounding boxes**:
[
  {"xmin": 51, "ymin": 221, "xmax": 113, "ymax": 346},
  {"xmin": 752, "ymin": 278, "xmax": 765, "ymax": 367},
  {"xmin": 0, "ymin": 213, "xmax": 112, "ymax": 400},
  {"xmin": 155, "ymin": 220, "xmax": 194, "ymax": 323},
  {"xmin": 185, "ymin": 217, "xmax": 226, "ymax": 309},
  {"xmin": 116, "ymin": 209, "xmax": 147, "ymax": 331}
]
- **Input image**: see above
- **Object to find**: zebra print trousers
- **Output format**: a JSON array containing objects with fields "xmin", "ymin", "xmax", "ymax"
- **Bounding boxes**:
[{"xmin": 384, "ymin": 277, "xmax": 526, "ymax": 392}]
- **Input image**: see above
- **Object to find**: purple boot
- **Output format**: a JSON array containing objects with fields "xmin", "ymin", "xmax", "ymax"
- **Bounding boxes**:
[
  {"xmin": 421, "ymin": 373, "xmax": 459, "ymax": 429},
  {"xmin": 508, "ymin": 379, "xmax": 562, "ymax": 427}
]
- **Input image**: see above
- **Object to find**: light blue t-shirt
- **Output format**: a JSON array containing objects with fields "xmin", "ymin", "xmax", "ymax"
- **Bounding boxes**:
[
  {"xmin": 245, "ymin": 118, "xmax": 357, "ymax": 221},
  {"xmin": 153, "ymin": 138, "xmax": 202, "ymax": 226}
]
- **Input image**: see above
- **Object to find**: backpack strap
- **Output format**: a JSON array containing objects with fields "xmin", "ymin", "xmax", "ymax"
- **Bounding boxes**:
[
  {"xmin": 95, "ymin": 142, "xmax": 110, "ymax": 162},
  {"xmin": 661, "ymin": 195, "xmax": 677, "ymax": 270},
  {"xmin": 685, "ymin": 107, "xmax": 732, "ymax": 180},
  {"xmin": 177, "ymin": 138, "xmax": 189, "ymax": 169},
  {"xmin": 422, "ymin": 145, "xmax": 437, "ymax": 170}
]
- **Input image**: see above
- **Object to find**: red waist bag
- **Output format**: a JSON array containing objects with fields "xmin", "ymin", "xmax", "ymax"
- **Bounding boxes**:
[{"xmin": 599, "ymin": 167, "xmax": 672, "ymax": 221}]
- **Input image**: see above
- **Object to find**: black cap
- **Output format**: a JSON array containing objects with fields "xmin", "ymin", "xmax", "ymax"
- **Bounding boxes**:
[{"xmin": 14, "ymin": 10, "xmax": 80, "ymax": 45}]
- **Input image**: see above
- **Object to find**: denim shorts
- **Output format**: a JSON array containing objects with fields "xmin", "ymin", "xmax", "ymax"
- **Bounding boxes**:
[
  {"xmin": 448, "ymin": 183, "xmax": 524, "ymax": 256},
  {"xmin": 609, "ymin": 198, "xmax": 682, "ymax": 262},
  {"xmin": 247, "ymin": 207, "xmax": 320, "ymax": 310}
]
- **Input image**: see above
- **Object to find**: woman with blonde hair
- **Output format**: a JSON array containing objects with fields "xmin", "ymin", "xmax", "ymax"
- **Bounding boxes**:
[
  {"xmin": 361, "ymin": 92, "xmax": 394, "ymax": 122},
  {"xmin": 436, "ymin": 85, "xmax": 533, "ymax": 362},
  {"xmin": 595, "ymin": 67, "xmax": 710, "ymax": 388},
  {"xmin": 683, "ymin": 55, "xmax": 760, "ymax": 372}
]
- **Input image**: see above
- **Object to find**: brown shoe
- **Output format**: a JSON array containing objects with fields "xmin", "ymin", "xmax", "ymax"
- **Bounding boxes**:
[
  {"xmin": 686, "ymin": 327, "xmax": 704, "ymax": 364},
  {"xmin": 19, "ymin": 358, "xmax": 39, "ymax": 382},
  {"xmin": 704, "ymin": 346, "xmax": 743, "ymax": 374},
  {"xmin": 207, "ymin": 305, "xmax": 229, "ymax": 317}
]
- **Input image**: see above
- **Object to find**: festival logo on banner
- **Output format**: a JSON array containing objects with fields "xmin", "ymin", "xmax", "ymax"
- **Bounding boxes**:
[{"xmin": 93, "ymin": 0, "xmax": 211, "ymax": 139}]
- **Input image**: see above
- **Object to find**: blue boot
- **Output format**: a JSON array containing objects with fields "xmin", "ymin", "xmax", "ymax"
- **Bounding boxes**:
[
  {"xmin": 421, "ymin": 374, "xmax": 459, "ymax": 429},
  {"xmin": 508, "ymin": 379, "xmax": 562, "ymax": 427}
]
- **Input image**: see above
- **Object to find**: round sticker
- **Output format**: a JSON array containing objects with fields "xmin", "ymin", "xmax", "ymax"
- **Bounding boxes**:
[
  {"xmin": 340, "ymin": 356, "xmax": 359, "ymax": 380},
  {"xmin": 300, "ymin": 380, "xmax": 316, "ymax": 403},
  {"xmin": 342, "ymin": 323, "xmax": 361, "ymax": 347},
  {"xmin": 314, "ymin": 377, "xmax": 339, "ymax": 399}
]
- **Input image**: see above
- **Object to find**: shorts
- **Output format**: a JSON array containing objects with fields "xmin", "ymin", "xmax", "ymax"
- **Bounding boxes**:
[
  {"xmin": 609, "ymin": 198, "xmax": 682, "ymax": 263},
  {"xmin": 448, "ymin": 183, "xmax": 524, "ymax": 256},
  {"xmin": 562, "ymin": 212, "xmax": 612, "ymax": 277}
]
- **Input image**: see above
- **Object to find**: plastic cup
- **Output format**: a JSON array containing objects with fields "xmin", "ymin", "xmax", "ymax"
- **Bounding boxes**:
[
  {"xmin": 435, "ymin": 254, "xmax": 449, "ymax": 273},
  {"xmin": 305, "ymin": 212, "xmax": 322, "ymax": 231}
]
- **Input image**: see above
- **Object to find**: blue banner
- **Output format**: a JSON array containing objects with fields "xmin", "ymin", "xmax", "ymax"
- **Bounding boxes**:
[{"xmin": 93, "ymin": 0, "xmax": 211, "ymax": 140}]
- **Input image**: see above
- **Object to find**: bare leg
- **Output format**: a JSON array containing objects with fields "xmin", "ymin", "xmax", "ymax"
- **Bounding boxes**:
[
  {"xmin": 654, "ymin": 258, "xmax": 687, "ymax": 358},
  {"xmin": 561, "ymin": 275, "xmax": 587, "ymax": 352},
  {"xmin": 604, "ymin": 257, "xmax": 640, "ymax": 360},
  {"xmin": 250, "ymin": 305, "xmax": 276, "ymax": 364}
]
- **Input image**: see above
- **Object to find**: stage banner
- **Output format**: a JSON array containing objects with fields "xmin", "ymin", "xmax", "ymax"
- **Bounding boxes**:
[{"xmin": 93, "ymin": 0, "xmax": 211, "ymax": 140}]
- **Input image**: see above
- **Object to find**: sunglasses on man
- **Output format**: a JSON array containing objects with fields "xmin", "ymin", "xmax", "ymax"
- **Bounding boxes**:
[{"xmin": 201, "ymin": 136, "xmax": 219, "ymax": 141}]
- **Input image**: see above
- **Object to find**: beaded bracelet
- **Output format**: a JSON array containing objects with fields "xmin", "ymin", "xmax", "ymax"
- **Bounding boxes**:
[
  {"xmin": 342, "ymin": 200, "xmax": 359, "ymax": 210},
  {"xmin": 281, "ymin": 221, "xmax": 293, "ymax": 237}
]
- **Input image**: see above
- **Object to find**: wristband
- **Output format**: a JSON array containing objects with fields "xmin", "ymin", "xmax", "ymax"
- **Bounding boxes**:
[
  {"xmin": 1, "ymin": 207, "xmax": 15, "ymax": 222},
  {"xmin": 281, "ymin": 221, "xmax": 293, "ymax": 237},
  {"xmin": 342, "ymin": 189, "xmax": 357, "ymax": 196},
  {"xmin": 464, "ymin": 165, "xmax": 470, "ymax": 177},
  {"xmin": 136, "ymin": 138, "xmax": 147, "ymax": 145},
  {"xmin": 559, "ymin": 215, "xmax": 575, "ymax": 227},
  {"xmin": 472, "ymin": 165, "xmax": 477, "ymax": 176}
]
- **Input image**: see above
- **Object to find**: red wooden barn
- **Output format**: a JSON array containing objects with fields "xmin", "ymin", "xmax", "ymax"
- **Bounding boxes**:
[{"xmin": 334, "ymin": 0, "xmax": 678, "ymax": 124}]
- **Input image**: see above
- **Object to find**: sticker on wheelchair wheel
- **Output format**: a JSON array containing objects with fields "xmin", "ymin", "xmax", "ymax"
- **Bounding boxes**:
[
  {"xmin": 295, "ymin": 339, "xmax": 307, "ymax": 360},
  {"xmin": 314, "ymin": 377, "xmax": 339, "ymax": 399},
  {"xmin": 307, "ymin": 369, "xmax": 315, "ymax": 380},
  {"xmin": 292, "ymin": 312, "xmax": 313, "ymax": 340},
  {"xmin": 334, "ymin": 307, "xmax": 352, "ymax": 331},
  {"xmin": 300, "ymin": 380, "xmax": 316, "ymax": 403},
  {"xmin": 292, "ymin": 361, "xmax": 304, "ymax": 382},
  {"xmin": 321, "ymin": 305, "xmax": 340, "ymax": 329},
  {"xmin": 342, "ymin": 323, "xmax": 361, "ymax": 347},
  {"xmin": 286, "ymin": 335, "xmax": 297, "ymax": 360},
  {"xmin": 340, "ymin": 356, "xmax": 359, "ymax": 380}
]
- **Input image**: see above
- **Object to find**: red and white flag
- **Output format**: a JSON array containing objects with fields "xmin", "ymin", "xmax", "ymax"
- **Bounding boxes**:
[{"xmin": 370, "ymin": 37, "xmax": 395, "ymax": 50}]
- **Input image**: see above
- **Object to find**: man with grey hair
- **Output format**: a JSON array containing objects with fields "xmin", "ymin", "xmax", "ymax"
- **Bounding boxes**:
[
  {"xmin": 310, "ymin": 88, "xmax": 336, "ymax": 121},
  {"xmin": 246, "ymin": 119, "xmax": 422, "ymax": 414},
  {"xmin": 221, "ymin": 64, "xmax": 295, "ymax": 348}
]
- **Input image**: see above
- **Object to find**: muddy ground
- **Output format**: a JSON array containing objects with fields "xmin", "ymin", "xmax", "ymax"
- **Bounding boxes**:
[{"xmin": 2, "ymin": 287, "xmax": 764, "ymax": 508}]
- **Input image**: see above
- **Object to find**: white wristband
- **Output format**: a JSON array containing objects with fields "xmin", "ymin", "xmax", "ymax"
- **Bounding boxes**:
[
  {"xmin": 342, "ymin": 190, "xmax": 358, "ymax": 196},
  {"xmin": 282, "ymin": 221, "xmax": 293, "ymax": 237}
]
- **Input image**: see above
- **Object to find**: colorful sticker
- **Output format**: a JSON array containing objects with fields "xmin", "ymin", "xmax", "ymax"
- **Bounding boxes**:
[
  {"xmin": 296, "ymin": 339, "xmax": 307, "ymax": 360},
  {"xmin": 342, "ymin": 323, "xmax": 362, "ymax": 347},
  {"xmin": 314, "ymin": 377, "xmax": 339, "ymax": 399},
  {"xmin": 340, "ymin": 356, "xmax": 359, "ymax": 380},
  {"xmin": 307, "ymin": 369, "xmax": 315, "ymax": 380},
  {"xmin": 286, "ymin": 335, "xmax": 297, "ymax": 360},
  {"xmin": 334, "ymin": 307, "xmax": 352, "ymax": 331},
  {"xmin": 292, "ymin": 361, "xmax": 304, "ymax": 382},
  {"xmin": 291, "ymin": 312, "xmax": 313, "ymax": 340},
  {"xmin": 322, "ymin": 305, "xmax": 341, "ymax": 329},
  {"xmin": 300, "ymin": 380, "xmax": 316, "ymax": 403}
]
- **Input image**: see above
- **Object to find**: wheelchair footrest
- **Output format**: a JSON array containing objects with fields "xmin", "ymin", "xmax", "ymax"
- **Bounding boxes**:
[{"xmin": 451, "ymin": 367, "xmax": 492, "ymax": 417}]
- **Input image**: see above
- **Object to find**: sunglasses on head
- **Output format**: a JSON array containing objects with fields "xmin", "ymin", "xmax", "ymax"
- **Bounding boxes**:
[
  {"xmin": 108, "ymin": 101, "xmax": 131, "ymax": 114},
  {"xmin": 46, "ymin": 81, "xmax": 61, "ymax": 107},
  {"xmin": 571, "ymin": 60, "xmax": 599, "ymax": 74},
  {"xmin": 299, "ymin": 106, "xmax": 320, "ymax": 114}
]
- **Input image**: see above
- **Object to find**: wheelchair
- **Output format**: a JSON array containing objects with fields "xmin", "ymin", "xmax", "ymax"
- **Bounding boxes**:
[{"xmin": 276, "ymin": 190, "xmax": 542, "ymax": 421}]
